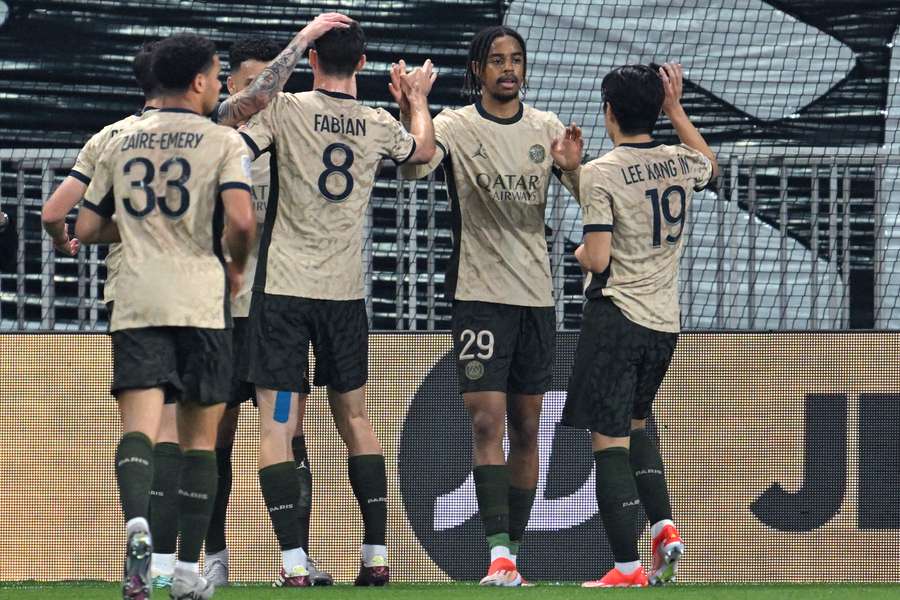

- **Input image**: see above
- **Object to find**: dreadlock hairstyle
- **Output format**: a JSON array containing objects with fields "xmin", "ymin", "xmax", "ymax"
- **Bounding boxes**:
[{"xmin": 462, "ymin": 25, "xmax": 528, "ymax": 101}]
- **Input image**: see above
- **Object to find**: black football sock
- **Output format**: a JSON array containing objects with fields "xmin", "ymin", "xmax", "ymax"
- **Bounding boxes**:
[
  {"xmin": 508, "ymin": 486, "xmax": 536, "ymax": 556},
  {"xmin": 348, "ymin": 454, "xmax": 387, "ymax": 546},
  {"xmin": 473, "ymin": 465, "xmax": 510, "ymax": 549},
  {"xmin": 116, "ymin": 431, "xmax": 154, "ymax": 523},
  {"xmin": 176, "ymin": 450, "xmax": 218, "ymax": 563},
  {"xmin": 594, "ymin": 448, "xmax": 642, "ymax": 564},
  {"xmin": 292, "ymin": 435, "xmax": 312, "ymax": 552},
  {"xmin": 630, "ymin": 428, "xmax": 673, "ymax": 526},
  {"xmin": 204, "ymin": 444, "xmax": 233, "ymax": 555},
  {"xmin": 149, "ymin": 441, "xmax": 181, "ymax": 554},
  {"xmin": 259, "ymin": 461, "xmax": 302, "ymax": 551}
]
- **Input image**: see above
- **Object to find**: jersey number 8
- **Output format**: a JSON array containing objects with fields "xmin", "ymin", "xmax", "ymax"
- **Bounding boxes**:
[
  {"xmin": 318, "ymin": 143, "xmax": 355, "ymax": 203},
  {"xmin": 122, "ymin": 157, "xmax": 192, "ymax": 219}
]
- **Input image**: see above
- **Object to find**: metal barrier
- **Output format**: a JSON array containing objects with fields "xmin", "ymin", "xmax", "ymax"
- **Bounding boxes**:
[{"xmin": 1, "ymin": 149, "xmax": 894, "ymax": 331}]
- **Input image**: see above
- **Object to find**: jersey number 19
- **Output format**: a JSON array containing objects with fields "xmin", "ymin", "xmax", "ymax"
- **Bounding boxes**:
[{"xmin": 645, "ymin": 185, "xmax": 685, "ymax": 247}]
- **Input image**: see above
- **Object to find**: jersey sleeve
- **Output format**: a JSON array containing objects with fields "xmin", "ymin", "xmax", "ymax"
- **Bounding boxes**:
[
  {"xmin": 70, "ymin": 129, "xmax": 107, "ymax": 184},
  {"xmin": 219, "ymin": 130, "xmax": 254, "ymax": 193},
  {"xmin": 397, "ymin": 109, "xmax": 452, "ymax": 180},
  {"xmin": 580, "ymin": 164, "xmax": 614, "ymax": 234},
  {"xmin": 677, "ymin": 144, "xmax": 714, "ymax": 191},
  {"xmin": 81, "ymin": 142, "xmax": 116, "ymax": 218},
  {"xmin": 239, "ymin": 94, "xmax": 282, "ymax": 159},
  {"xmin": 373, "ymin": 108, "xmax": 417, "ymax": 164}
]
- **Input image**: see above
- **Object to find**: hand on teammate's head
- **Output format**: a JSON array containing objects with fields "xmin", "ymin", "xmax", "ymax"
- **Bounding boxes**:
[
  {"xmin": 300, "ymin": 12, "xmax": 354, "ymax": 42},
  {"xmin": 658, "ymin": 62, "xmax": 683, "ymax": 114}
]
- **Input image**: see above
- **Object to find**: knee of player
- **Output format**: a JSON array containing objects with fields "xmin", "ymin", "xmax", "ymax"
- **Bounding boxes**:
[
  {"xmin": 507, "ymin": 419, "xmax": 540, "ymax": 451},
  {"xmin": 258, "ymin": 415, "xmax": 294, "ymax": 441},
  {"xmin": 470, "ymin": 411, "xmax": 505, "ymax": 445},
  {"xmin": 332, "ymin": 404, "xmax": 371, "ymax": 431}
]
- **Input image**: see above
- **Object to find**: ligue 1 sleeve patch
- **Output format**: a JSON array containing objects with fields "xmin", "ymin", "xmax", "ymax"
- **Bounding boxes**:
[{"xmin": 241, "ymin": 155, "xmax": 253, "ymax": 178}]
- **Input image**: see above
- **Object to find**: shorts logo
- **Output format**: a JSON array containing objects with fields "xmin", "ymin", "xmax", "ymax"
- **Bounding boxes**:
[
  {"xmin": 464, "ymin": 360, "xmax": 484, "ymax": 380},
  {"xmin": 529, "ymin": 144, "xmax": 546, "ymax": 164}
]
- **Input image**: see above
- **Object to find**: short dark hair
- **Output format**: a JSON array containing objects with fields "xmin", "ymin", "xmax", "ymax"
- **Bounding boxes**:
[
  {"xmin": 601, "ymin": 65, "xmax": 664, "ymax": 136},
  {"xmin": 152, "ymin": 34, "xmax": 217, "ymax": 93},
  {"xmin": 313, "ymin": 21, "xmax": 365, "ymax": 77},
  {"xmin": 229, "ymin": 36, "xmax": 281, "ymax": 72},
  {"xmin": 463, "ymin": 25, "xmax": 528, "ymax": 101},
  {"xmin": 132, "ymin": 41, "xmax": 161, "ymax": 98}
]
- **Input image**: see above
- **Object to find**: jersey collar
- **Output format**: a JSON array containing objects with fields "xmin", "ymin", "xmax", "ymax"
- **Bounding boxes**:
[
  {"xmin": 618, "ymin": 140, "xmax": 663, "ymax": 149},
  {"xmin": 475, "ymin": 98, "xmax": 524, "ymax": 125},
  {"xmin": 157, "ymin": 108, "xmax": 200, "ymax": 115},
  {"xmin": 316, "ymin": 88, "xmax": 356, "ymax": 100}
]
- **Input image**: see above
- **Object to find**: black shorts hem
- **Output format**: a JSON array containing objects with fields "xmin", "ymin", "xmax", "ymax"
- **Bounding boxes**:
[
  {"xmin": 244, "ymin": 293, "xmax": 367, "ymax": 394},
  {"xmin": 112, "ymin": 326, "xmax": 233, "ymax": 407},
  {"xmin": 317, "ymin": 375, "xmax": 366, "ymax": 394},
  {"xmin": 110, "ymin": 381, "xmax": 179, "ymax": 398}
]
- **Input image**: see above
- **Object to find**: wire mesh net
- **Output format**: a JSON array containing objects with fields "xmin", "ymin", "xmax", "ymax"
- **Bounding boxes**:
[{"xmin": 1, "ymin": 1, "xmax": 898, "ymax": 331}]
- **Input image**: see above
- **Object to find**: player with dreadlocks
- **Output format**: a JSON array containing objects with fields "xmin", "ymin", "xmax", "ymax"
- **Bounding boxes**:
[{"xmin": 396, "ymin": 25, "xmax": 583, "ymax": 586}]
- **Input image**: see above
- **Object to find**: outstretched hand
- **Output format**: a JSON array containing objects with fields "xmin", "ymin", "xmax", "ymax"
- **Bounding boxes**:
[
  {"xmin": 550, "ymin": 123, "xmax": 583, "ymax": 171},
  {"xmin": 388, "ymin": 59, "xmax": 437, "ymax": 112},
  {"xmin": 388, "ymin": 60, "xmax": 411, "ymax": 113}
]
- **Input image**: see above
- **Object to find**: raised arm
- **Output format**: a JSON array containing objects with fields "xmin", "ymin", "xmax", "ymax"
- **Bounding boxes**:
[
  {"xmin": 393, "ymin": 59, "xmax": 436, "ymax": 165},
  {"xmin": 216, "ymin": 13, "xmax": 353, "ymax": 127},
  {"xmin": 658, "ymin": 62, "xmax": 719, "ymax": 180},
  {"xmin": 392, "ymin": 60, "xmax": 446, "ymax": 178}
]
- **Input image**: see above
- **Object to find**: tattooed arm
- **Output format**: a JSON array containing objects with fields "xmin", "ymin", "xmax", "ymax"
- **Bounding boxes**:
[{"xmin": 216, "ymin": 12, "xmax": 353, "ymax": 127}]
